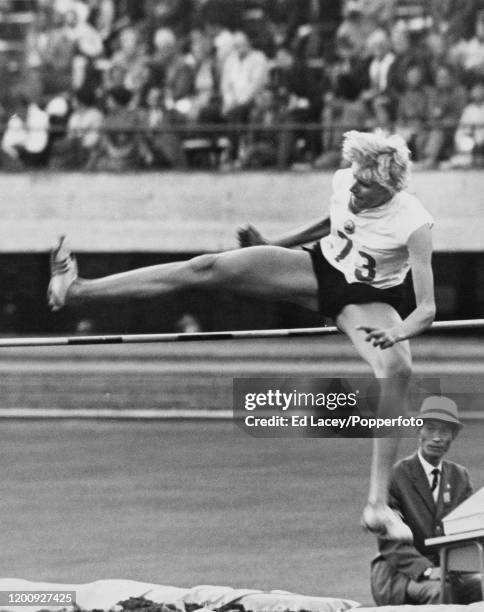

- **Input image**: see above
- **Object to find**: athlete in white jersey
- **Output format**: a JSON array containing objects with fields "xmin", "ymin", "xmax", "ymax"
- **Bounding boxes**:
[
  {"xmin": 321, "ymin": 168, "xmax": 433, "ymax": 289},
  {"xmin": 48, "ymin": 131, "xmax": 436, "ymax": 543}
]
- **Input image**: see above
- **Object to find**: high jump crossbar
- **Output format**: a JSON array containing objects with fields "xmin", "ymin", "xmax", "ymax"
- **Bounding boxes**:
[{"xmin": 0, "ymin": 319, "xmax": 483, "ymax": 348}]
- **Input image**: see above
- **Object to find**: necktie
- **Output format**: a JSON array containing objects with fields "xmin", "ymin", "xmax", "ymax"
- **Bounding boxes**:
[{"xmin": 431, "ymin": 468, "xmax": 440, "ymax": 492}]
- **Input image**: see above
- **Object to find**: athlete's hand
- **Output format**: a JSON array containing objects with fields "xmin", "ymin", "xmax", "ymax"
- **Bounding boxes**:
[
  {"xmin": 237, "ymin": 224, "xmax": 269, "ymax": 248},
  {"xmin": 356, "ymin": 325, "xmax": 401, "ymax": 349}
]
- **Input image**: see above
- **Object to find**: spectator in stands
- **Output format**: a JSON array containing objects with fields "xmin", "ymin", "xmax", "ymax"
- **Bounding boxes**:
[
  {"xmin": 63, "ymin": 8, "xmax": 104, "ymax": 91},
  {"xmin": 387, "ymin": 24, "xmax": 430, "ymax": 100},
  {"xmin": 188, "ymin": 29, "xmax": 221, "ymax": 123},
  {"xmin": 45, "ymin": 94, "xmax": 71, "ymax": 152},
  {"xmin": 87, "ymin": 86, "xmax": 148, "ymax": 170},
  {"xmin": 144, "ymin": 27, "xmax": 194, "ymax": 164},
  {"xmin": 288, "ymin": 20, "xmax": 323, "ymax": 71},
  {"xmin": 198, "ymin": 0, "xmax": 241, "ymax": 42},
  {"xmin": 429, "ymin": 0, "xmax": 479, "ymax": 45},
  {"xmin": 242, "ymin": 85, "xmax": 284, "ymax": 168},
  {"xmin": 415, "ymin": 64, "xmax": 467, "ymax": 168},
  {"xmin": 365, "ymin": 93, "xmax": 395, "ymax": 136},
  {"xmin": 395, "ymin": 63, "xmax": 433, "ymax": 160},
  {"xmin": 64, "ymin": 6, "xmax": 103, "ymax": 49},
  {"xmin": 442, "ymin": 77, "xmax": 484, "ymax": 168},
  {"xmin": 424, "ymin": 32, "xmax": 451, "ymax": 84},
  {"xmin": 115, "ymin": 0, "xmax": 147, "ymax": 24},
  {"xmin": 270, "ymin": 37, "xmax": 331, "ymax": 168},
  {"xmin": 289, "ymin": 0, "xmax": 343, "ymax": 62},
  {"xmin": 150, "ymin": 27, "xmax": 195, "ymax": 117},
  {"xmin": 99, "ymin": 64, "xmax": 123, "ymax": 106},
  {"xmin": 148, "ymin": 0, "xmax": 193, "ymax": 40},
  {"xmin": 221, "ymin": 30, "xmax": 269, "ymax": 114},
  {"xmin": 314, "ymin": 33, "xmax": 370, "ymax": 167},
  {"xmin": 362, "ymin": 28, "xmax": 395, "ymax": 106},
  {"xmin": 22, "ymin": 0, "xmax": 484, "ymax": 174},
  {"xmin": 264, "ymin": 0, "xmax": 302, "ymax": 48},
  {"xmin": 385, "ymin": 24, "xmax": 410, "ymax": 97},
  {"xmin": 52, "ymin": 0, "xmax": 90, "ymax": 22},
  {"xmin": 49, "ymin": 87, "xmax": 104, "ymax": 169},
  {"xmin": 205, "ymin": 22, "xmax": 235, "ymax": 82},
  {"xmin": 1, "ymin": 95, "xmax": 50, "ymax": 169},
  {"xmin": 220, "ymin": 30, "xmax": 269, "ymax": 161},
  {"xmin": 24, "ymin": 7, "xmax": 55, "ymax": 99},
  {"xmin": 448, "ymin": 9, "xmax": 484, "ymax": 85},
  {"xmin": 105, "ymin": 26, "xmax": 150, "ymax": 100},
  {"xmin": 200, "ymin": 0, "xmax": 240, "ymax": 80},
  {"xmin": 239, "ymin": 0, "xmax": 276, "ymax": 59},
  {"xmin": 356, "ymin": 0, "xmax": 396, "ymax": 30},
  {"xmin": 39, "ymin": 10, "xmax": 78, "ymax": 95},
  {"xmin": 86, "ymin": 0, "xmax": 115, "ymax": 47},
  {"xmin": 141, "ymin": 85, "xmax": 188, "ymax": 168},
  {"xmin": 335, "ymin": 1, "xmax": 377, "ymax": 61}
]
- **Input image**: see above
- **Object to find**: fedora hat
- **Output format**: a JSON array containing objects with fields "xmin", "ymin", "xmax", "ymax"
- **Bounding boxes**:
[{"xmin": 418, "ymin": 396, "xmax": 463, "ymax": 429}]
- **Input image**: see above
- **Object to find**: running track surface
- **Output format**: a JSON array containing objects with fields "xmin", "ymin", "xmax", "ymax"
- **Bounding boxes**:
[
  {"xmin": 0, "ymin": 337, "xmax": 483, "ymax": 604},
  {"xmin": 1, "ymin": 336, "xmax": 483, "ymax": 414}
]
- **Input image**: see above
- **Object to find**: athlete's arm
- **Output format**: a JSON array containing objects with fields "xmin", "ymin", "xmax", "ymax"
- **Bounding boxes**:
[
  {"xmin": 238, "ymin": 217, "xmax": 331, "ymax": 248},
  {"xmin": 358, "ymin": 224, "xmax": 436, "ymax": 349}
]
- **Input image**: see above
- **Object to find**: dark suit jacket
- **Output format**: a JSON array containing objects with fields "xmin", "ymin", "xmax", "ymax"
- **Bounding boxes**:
[{"xmin": 371, "ymin": 452, "xmax": 473, "ymax": 605}]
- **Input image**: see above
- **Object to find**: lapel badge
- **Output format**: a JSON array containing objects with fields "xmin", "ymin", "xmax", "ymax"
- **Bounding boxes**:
[
  {"xmin": 344, "ymin": 219, "xmax": 355, "ymax": 234},
  {"xmin": 443, "ymin": 491, "xmax": 451, "ymax": 504}
]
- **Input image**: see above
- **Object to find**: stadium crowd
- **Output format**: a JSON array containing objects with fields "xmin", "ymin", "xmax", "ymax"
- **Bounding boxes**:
[{"xmin": 0, "ymin": 0, "xmax": 484, "ymax": 170}]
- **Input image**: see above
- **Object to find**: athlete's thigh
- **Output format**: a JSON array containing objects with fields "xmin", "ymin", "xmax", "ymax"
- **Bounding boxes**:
[
  {"xmin": 215, "ymin": 246, "xmax": 319, "ymax": 309},
  {"xmin": 336, "ymin": 302, "xmax": 412, "ymax": 377}
]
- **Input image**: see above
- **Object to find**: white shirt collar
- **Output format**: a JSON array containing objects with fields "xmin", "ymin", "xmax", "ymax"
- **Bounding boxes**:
[
  {"xmin": 418, "ymin": 449, "xmax": 442, "ymax": 476},
  {"xmin": 347, "ymin": 193, "xmax": 397, "ymax": 218}
]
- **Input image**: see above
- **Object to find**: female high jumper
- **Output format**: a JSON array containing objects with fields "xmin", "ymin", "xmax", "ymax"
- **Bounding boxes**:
[{"xmin": 48, "ymin": 130, "xmax": 436, "ymax": 542}]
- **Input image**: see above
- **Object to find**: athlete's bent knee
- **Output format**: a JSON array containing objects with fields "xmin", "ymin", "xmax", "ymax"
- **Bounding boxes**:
[
  {"xmin": 379, "ymin": 355, "xmax": 412, "ymax": 379},
  {"xmin": 186, "ymin": 253, "xmax": 231, "ymax": 286},
  {"xmin": 187, "ymin": 253, "xmax": 218, "ymax": 274}
]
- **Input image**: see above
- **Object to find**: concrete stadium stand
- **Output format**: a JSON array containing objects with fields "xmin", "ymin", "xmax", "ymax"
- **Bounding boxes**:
[{"xmin": 0, "ymin": 171, "xmax": 482, "ymax": 253}]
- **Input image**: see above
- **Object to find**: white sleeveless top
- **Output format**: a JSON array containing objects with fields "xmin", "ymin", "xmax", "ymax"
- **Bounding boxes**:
[{"xmin": 320, "ymin": 168, "xmax": 434, "ymax": 289}]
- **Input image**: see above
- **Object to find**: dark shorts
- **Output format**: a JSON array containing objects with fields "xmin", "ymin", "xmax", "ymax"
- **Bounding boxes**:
[{"xmin": 304, "ymin": 242, "xmax": 404, "ymax": 318}]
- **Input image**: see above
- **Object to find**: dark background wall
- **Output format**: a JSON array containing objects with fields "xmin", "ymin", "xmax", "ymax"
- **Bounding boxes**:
[{"xmin": 0, "ymin": 251, "xmax": 482, "ymax": 335}]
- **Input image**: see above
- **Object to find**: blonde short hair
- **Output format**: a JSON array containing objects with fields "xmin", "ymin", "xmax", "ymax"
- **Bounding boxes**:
[{"xmin": 342, "ymin": 131, "xmax": 411, "ymax": 194}]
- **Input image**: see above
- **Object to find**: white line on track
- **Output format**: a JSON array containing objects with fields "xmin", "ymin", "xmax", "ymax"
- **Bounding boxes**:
[
  {"xmin": 0, "ymin": 363, "xmax": 483, "ymax": 374},
  {"xmin": 0, "ymin": 408, "xmax": 234, "ymax": 419},
  {"xmin": 0, "ymin": 408, "xmax": 481, "ymax": 420}
]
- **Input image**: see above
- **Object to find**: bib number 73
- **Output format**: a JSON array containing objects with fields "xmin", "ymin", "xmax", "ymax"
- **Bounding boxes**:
[{"xmin": 334, "ymin": 230, "xmax": 376, "ymax": 282}]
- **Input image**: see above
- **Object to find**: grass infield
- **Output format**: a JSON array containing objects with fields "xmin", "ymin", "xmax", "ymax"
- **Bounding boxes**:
[{"xmin": 0, "ymin": 419, "xmax": 482, "ymax": 604}]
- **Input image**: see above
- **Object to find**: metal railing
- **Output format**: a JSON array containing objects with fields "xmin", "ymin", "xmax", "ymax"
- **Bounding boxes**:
[
  {"xmin": 0, "ymin": 120, "xmax": 482, "ymax": 136},
  {"xmin": 0, "ymin": 120, "xmax": 482, "ymax": 170}
]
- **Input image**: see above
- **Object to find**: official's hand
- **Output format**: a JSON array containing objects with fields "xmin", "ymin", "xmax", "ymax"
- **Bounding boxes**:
[
  {"xmin": 237, "ymin": 224, "xmax": 269, "ymax": 248},
  {"xmin": 356, "ymin": 325, "xmax": 401, "ymax": 349},
  {"xmin": 428, "ymin": 567, "xmax": 441, "ymax": 580}
]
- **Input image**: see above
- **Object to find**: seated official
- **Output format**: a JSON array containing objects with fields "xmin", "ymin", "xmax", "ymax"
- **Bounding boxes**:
[{"xmin": 371, "ymin": 396, "xmax": 483, "ymax": 605}]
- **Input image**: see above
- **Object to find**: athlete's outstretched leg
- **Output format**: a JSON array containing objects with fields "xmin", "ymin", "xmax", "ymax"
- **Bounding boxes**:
[
  {"xmin": 48, "ymin": 237, "xmax": 319, "ymax": 311},
  {"xmin": 337, "ymin": 302, "xmax": 413, "ymax": 542}
]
